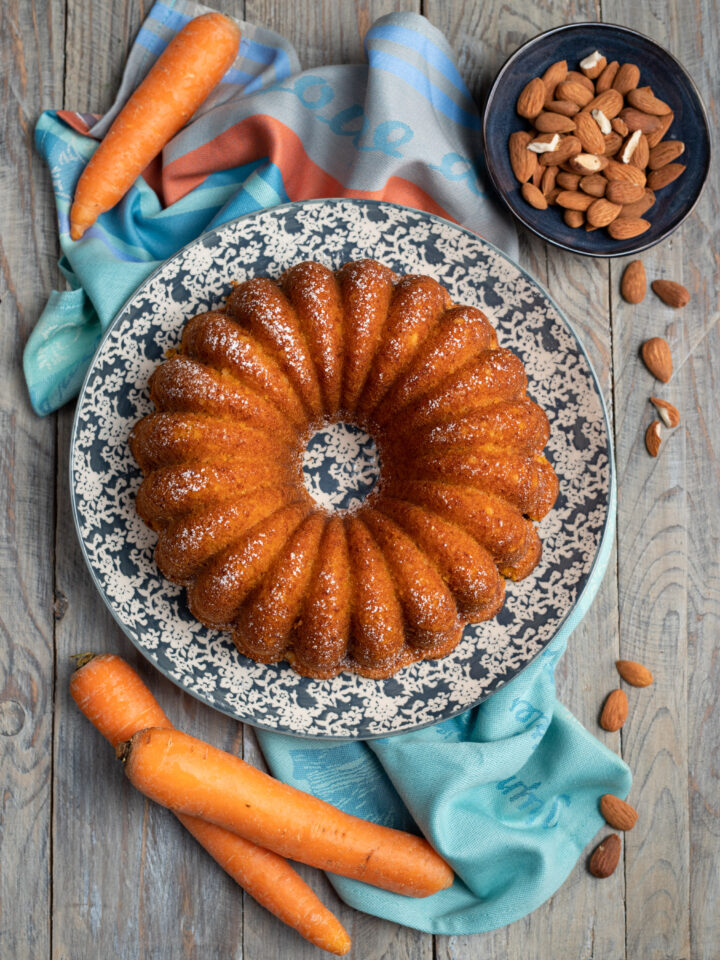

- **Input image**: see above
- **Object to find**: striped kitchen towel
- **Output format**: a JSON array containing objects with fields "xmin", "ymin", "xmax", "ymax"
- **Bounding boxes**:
[{"xmin": 25, "ymin": 1, "xmax": 517, "ymax": 414}]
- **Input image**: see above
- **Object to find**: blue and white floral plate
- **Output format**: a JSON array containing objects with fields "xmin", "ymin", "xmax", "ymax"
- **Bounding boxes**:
[{"xmin": 70, "ymin": 198, "xmax": 613, "ymax": 739}]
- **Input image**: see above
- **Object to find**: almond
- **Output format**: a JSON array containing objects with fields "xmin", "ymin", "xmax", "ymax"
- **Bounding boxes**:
[
  {"xmin": 580, "ymin": 50, "xmax": 607, "ymax": 79},
  {"xmin": 619, "ymin": 129, "xmax": 642, "ymax": 163},
  {"xmin": 545, "ymin": 187, "xmax": 561, "ymax": 206},
  {"xmin": 528, "ymin": 132, "xmax": 561, "ymax": 154},
  {"xmin": 587, "ymin": 197, "xmax": 622, "ymax": 227},
  {"xmin": 548, "ymin": 98, "xmax": 581, "ymax": 117},
  {"xmin": 620, "ymin": 260, "xmax": 646, "ymax": 303},
  {"xmin": 580, "ymin": 173, "xmax": 607, "ymax": 197},
  {"xmin": 586, "ymin": 88, "xmax": 624, "ymax": 118},
  {"xmin": 534, "ymin": 111, "xmax": 577, "ymax": 133},
  {"xmin": 521, "ymin": 181, "xmax": 548, "ymax": 209},
  {"xmin": 621, "ymin": 189, "xmax": 656, "ymax": 218},
  {"xmin": 630, "ymin": 133, "xmax": 650, "ymax": 170},
  {"xmin": 608, "ymin": 217, "xmax": 651, "ymax": 240},
  {"xmin": 619, "ymin": 107, "xmax": 663, "ymax": 135},
  {"xmin": 645, "ymin": 420, "xmax": 662, "ymax": 457},
  {"xmin": 541, "ymin": 59, "xmax": 568, "ymax": 101},
  {"xmin": 605, "ymin": 159, "xmax": 646, "ymax": 186},
  {"xmin": 564, "ymin": 208, "xmax": 585, "ymax": 228},
  {"xmin": 627, "ymin": 86, "xmax": 672, "ymax": 116},
  {"xmin": 616, "ymin": 658, "xmax": 655, "ymax": 687},
  {"xmin": 600, "ymin": 689, "xmax": 628, "ymax": 731},
  {"xmin": 538, "ymin": 135, "xmax": 582, "ymax": 165},
  {"xmin": 648, "ymin": 140, "xmax": 685, "ymax": 169},
  {"xmin": 540, "ymin": 165, "xmax": 557, "ymax": 195},
  {"xmin": 641, "ymin": 337, "xmax": 673, "ymax": 382},
  {"xmin": 650, "ymin": 397, "xmax": 681, "ymax": 429},
  {"xmin": 569, "ymin": 153, "xmax": 609, "ymax": 175},
  {"xmin": 591, "ymin": 108, "xmax": 612, "ymax": 134},
  {"xmin": 509, "ymin": 131, "xmax": 538, "ymax": 183},
  {"xmin": 651, "ymin": 278, "xmax": 690, "ymax": 308},
  {"xmin": 575, "ymin": 110, "xmax": 606, "ymax": 154},
  {"xmin": 647, "ymin": 163, "xmax": 686, "ymax": 190},
  {"xmin": 595, "ymin": 60, "xmax": 619, "ymax": 93},
  {"xmin": 556, "ymin": 171, "xmax": 581, "ymax": 190},
  {"xmin": 555, "ymin": 80, "xmax": 594, "ymax": 107},
  {"xmin": 613, "ymin": 62, "xmax": 641, "ymax": 95},
  {"xmin": 603, "ymin": 131, "xmax": 624, "ymax": 156},
  {"xmin": 532, "ymin": 163, "xmax": 544, "ymax": 188},
  {"xmin": 566, "ymin": 70, "xmax": 595, "ymax": 92},
  {"xmin": 600, "ymin": 795, "xmax": 639, "ymax": 831},
  {"xmin": 611, "ymin": 117, "xmax": 629, "ymax": 137},
  {"xmin": 646, "ymin": 111, "xmax": 674, "ymax": 148},
  {"xmin": 517, "ymin": 77, "xmax": 546, "ymax": 118},
  {"xmin": 589, "ymin": 834, "xmax": 622, "ymax": 879},
  {"xmin": 606, "ymin": 180, "xmax": 645, "ymax": 205},
  {"xmin": 556, "ymin": 189, "xmax": 594, "ymax": 211}
]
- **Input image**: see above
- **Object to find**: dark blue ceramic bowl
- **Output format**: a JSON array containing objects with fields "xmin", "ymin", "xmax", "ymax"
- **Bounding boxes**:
[{"xmin": 482, "ymin": 23, "xmax": 711, "ymax": 257}]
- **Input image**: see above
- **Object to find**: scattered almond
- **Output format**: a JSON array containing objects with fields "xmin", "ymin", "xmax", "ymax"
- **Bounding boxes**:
[
  {"xmin": 595, "ymin": 60, "xmax": 619, "ymax": 93},
  {"xmin": 645, "ymin": 420, "xmax": 662, "ymax": 457},
  {"xmin": 605, "ymin": 159, "xmax": 646, "ymax": 186},
  {"xmin": 613, "ymin": 63, "xmax": 641, "ymax": 95},
  {"xmin": 574, "ymin": 110, "xmax": 606, "ymax": 153},
  {"xmin": 566, "ymin": 70, "xmax": 595, "ymax": 92},
  {"xmin": 600, "ymin": 794, "xmax": 639, "ymax": 830},
  {"xmin": 616, "ymin": 659, "xmax": 655, "ymax": 687},
  {"xmin": 509, "ymin": 131, "xmax": 538, "ymax": 182},
  {"xmin": 556, "ymin": 190, "xmax": 594, "ymax": 211},
  {"xmin": 586, "ymin": 88, "xmax": 624, "ymax": 118},
  {"xmin": 564, "ymin": 208, "xmax": 585, "ymax": 228},
  {"xmin": 641, "ymin": 337, "xmax": 673, "ymax": 381},
  {"xmin": 534, "ymin": 111, "xmax": 578, "ymax": 133},
  {"xmin": 540, "ymin": 166, "xmax": 557, "ymax": 195},
  {"xmin": 607, "ymin": 217, "xmax": 650, "ymax": 239},
  {"xmin": 620, "ymin": 189, "xmax": 655, "ymax": 218},
  {"xmin": 517, "ymin": 77, "xmax": 546, "ymax": 118},
  {"xmin": 619, "ymin": 106, "xmax": 663, "ymax": 135},
  {"xmin": 580, "ymin": 173, "xmax": 607, "ymax": 197},
  {"xmin": 646, "ymin": 111, "xmax": 674, "ymax": 148},
  {"xmin": 548, "ymin": 98, "xmax": 581, "ymax": 117},
  {"xmin": 587, "ymin": 197, "xmax": 622, "ymax": 227},
  {"xmin": 620, "ymin": 260, "xmax": 646, "ymax": 303},
  {"xmin": 647, "ymin": 163, "xmax": 686, "ymax": 190},
  {"xmin": 557, "ymin": 171, "xmax": 581, "ymax": 190},
  {"xmin": 650, "ymin": 397, "xmax": 680, "ymax": 428},
  {"xmin": 627, "ymin": 86, "xmax": 672, "ymax": 116},
  {"xmin": 555, "ymin": 80, "xmax": 594, "ymax": 107},
  {"xmin": 532, "ymin": 163, "xmax": 544, "ymax": 188},
  {"xmin": 651, "ymin": 278, "xmax": 690, "ymax": 308},
  {"xmin": 600, "ymin": 689, "xmax": 629, "ymax": 731},
  {"xmin": 541, "ymin": 60, "xmax": 568, "ymax": 100},
  {"xmin": 648, "ymin": 139, "xmax": 685, "ymax": 169},
  {"xmin": 589, "ymin": 834, "xmax": 622, "ymax": 879},
  {"xmin": 606, "ymin": 180, "xmax": 645, "ymax": 205},
  {"xmin": 521, "ymin": 181, "xmax": 548, "ymax": 209}
]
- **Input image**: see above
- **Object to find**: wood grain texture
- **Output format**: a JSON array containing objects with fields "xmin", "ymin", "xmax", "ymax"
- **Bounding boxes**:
[{"xmin": 0, "ymin": 1, "xmax": 64, "ymax": 957}]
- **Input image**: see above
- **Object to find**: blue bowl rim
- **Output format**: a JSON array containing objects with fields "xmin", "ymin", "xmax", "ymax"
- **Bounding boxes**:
[{"xmin": 481, "ymin": 21, "xmax": 712, "ymax": 259}]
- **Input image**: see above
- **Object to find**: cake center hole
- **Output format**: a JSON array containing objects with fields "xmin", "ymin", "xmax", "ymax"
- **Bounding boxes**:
[{"xmin": 302, "ymin": 422, "xmax": 380, "ymax": 511}]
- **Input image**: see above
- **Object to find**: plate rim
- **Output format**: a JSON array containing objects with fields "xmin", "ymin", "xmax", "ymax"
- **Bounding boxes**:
[{"xmin": 69, "ymin": 196, "xmax": 616, "ymax": 739}]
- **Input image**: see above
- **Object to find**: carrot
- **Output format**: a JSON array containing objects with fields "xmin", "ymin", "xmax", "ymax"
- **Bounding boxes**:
[
  {"xmin": 70, "ymin": 654, "xmax": 351, "ymax": 955},
  {"xmin": 120, "ymin": 726, "xmax": 455, "ymax": 898},
  {"xmin": 69, "ymin": 13, "xmax": 241, "ymax": 240}
]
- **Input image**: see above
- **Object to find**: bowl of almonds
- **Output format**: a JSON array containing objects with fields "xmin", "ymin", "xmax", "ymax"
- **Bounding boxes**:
[{"xmin": 481, "ymin": 23, "xmax": 710, "ymax": 256}]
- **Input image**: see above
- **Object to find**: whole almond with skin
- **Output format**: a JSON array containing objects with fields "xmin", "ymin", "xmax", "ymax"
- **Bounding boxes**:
[
  {"xmin": 508, "ymin": 131, "xmax": 538, "ymax": 183},
  {"xmin": 601, "ymin": 795, "xmax": 639, "ymax": 831},
  {"xmin": 605, "ymin": 159, "xmax": 646, "ymax": 186},
  {"xmin": 613, "ymin": 62, "xmax": 641, "ymax": 95},
  {"xmin": 556, "ymin": 190, "xmax": 594, "ymax": 211},
  {"xmin": 580, "ymin": 173, "xmax": 607, "ymax": 197},
  {"xmin": 630, "ymin": 133, "xmax": 650, "ymax": 170},
  {"xmin": 608, "ymin": 217, "xmax": 651, "ymax": 239},
  {"xmin": 587, "ymin": 197, "xmax": 622, "ymax": 227},
  {"xmin": 541, "ymin": 166, "xmax": 557, "ymax": 195},
  {"xmin": 619, "ymin": 107, "xmax": 662, "ymax": 134},
  {"xmin": 586, "ymin": 88, "xmax": 624, "ymax": 118},
  {"xmin": 616, "ymin": 659, "xmax": 655, "ymax": 687},
  {"xmin": 532, "ymin": 163, "xmax": 544, "ymax": 188},
  {"xmin": 620, "ymin": 260, "xmax": 646, "ymax": 303},
  {"xmin": 646, "ymin": 111, "xmax": 674, "ymax": 148},
  {"xmin": 564, "ymin": 208, "xmax": 585, "ymax": 228},
  {"xmin": 600, "ymin": 689, "xmax": 628, "ymax": 731},
  {"xmin": 534, "ymin": 111, "xmax": 577, "ymax": 133},
  {"xmin": 604, "ymin": 131, "xmax": 624, "ymax": 156},
  {"xmin": 575, "ymin": 110, "xmax": 606, "ymax": 154},
  {"xmin": 627, "ymin": 86, "xmax": 672, "ymax": 116},
  {"xmin": 557, "ymin": 171, "xmax": 581, "ymax": 190},
  {"xmin": 652, "ymin": 279, "xmax": 690, "ymax": 308},
  {"xmin": 555, "ymin": 80, "xmax": 594, "ymax": 107},
  {"xmin": 517, "ymin": 77, "xmax": 546, "ymax": 118},
  {"xmin": 621, "ymin": 189, "xmax": 655, "ymax": 218},
  {"xmin": 566, "ymin": 70, "xmax": 595, "ymax": 92},
  {"xmin": 548, "ymin": 98, "xmax": 581, "ymax": 117},
  {"xmin": 611, "ymin": 116, "xmax": 629, "ymax": 137},
  {"xmin": 641, "ymin": 337, "xmax": 673, "ymax": 382},
  {"xmin": 647, "ymin": 163, "xmax": 686, "ymax": 190},
  {"xmin": 645, "ymin": 420, "xmax": 662, "ymax": 457},
  {"xmin": 648, "ymin": 140, "xmax": 685, "ymax": 169},
  {"xmin": 595, "ymin": 60, "xmax": 619, "ymax": 92},
  {"xmin": 650, "ymin": 397, "xmax": 681, "ymax": 428},
  {"xmin": 570, "ymin": 153, "xmax": 609, "ymax": 175},
  {"xmin": 541, "ymin": 59, "xmax": 568, "ymax": 100},
  {"xmin": 606, "ymin": 180, "xmax": 646, "ymax": 205},
  {"xmin": 521, "ymin": 181, "xmax": 548, "ymax": 210},
  {"xmin": 539, "ymin": 135, "xmax": 582, "ymax": 165},
  {"xmin": 545, "ymin": 187, "xmax": 561, "ymax": 205},
  {"xmin": 589, "ymin": 835, "xmax": 622, "ymax": 878}
]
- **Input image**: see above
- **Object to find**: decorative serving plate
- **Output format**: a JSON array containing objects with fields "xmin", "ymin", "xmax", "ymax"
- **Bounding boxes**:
[{"xmin": 71, "ymin": 198, "xmax": 613, "ymax": 739}]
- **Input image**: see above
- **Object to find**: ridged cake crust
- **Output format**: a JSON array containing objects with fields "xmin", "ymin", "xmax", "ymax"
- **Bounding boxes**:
[{"xmin": 130, "ymin": 259, "xmax": 559, "ymax": 679}]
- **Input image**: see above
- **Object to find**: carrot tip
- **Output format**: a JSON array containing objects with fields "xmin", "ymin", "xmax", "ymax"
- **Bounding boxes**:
[
  {"xmin": 70, "ymin": 652, "xmax": 97, "ymax": 669},
  {"xmin": 115, "ymin": 740, "xmax": 132, "ymax": 763}
]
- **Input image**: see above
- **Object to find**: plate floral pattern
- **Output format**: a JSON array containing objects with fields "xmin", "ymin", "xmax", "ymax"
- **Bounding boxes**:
[{"xmin": 70, "ymin": 199, "xmax": 612, "ymax": 739}]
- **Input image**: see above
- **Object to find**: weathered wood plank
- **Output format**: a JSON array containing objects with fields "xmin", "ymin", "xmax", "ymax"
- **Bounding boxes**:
[
  {"xmin": 0, "ymin": 1, "xmax": 65, "ymax": 957},
  {"xmin": 425, "ymin": 0, "xmax": 623, "ymax": 955}
]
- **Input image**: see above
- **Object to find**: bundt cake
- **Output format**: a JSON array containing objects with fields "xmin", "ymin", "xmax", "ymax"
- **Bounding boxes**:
[{"xmin": 130, "ymin": 260, "xmax": 558, "ymax": 679}]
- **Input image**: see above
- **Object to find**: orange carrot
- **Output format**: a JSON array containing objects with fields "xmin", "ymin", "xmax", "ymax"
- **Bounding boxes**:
[
  {"xmin": 70, "ymin": 654, "xmax": 351, "ymax": 955},
  {"xmin": 69, "ymin": 13, "xmax": 241, "ymax": 240},
  {"xmin": 120, "ymin": 726, "xmax": 455, "ymax": 898}
]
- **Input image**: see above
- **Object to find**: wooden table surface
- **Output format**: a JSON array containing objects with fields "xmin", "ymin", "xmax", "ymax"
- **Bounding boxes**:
[{"xmin": 2, "ymin": 0, "xmax": 718, "ymax": 957}]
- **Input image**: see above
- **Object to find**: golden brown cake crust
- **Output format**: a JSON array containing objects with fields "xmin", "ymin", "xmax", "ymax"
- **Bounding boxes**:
[{"xmin": 130, "ymin": 259, "xmax": 559, "ymax": 679}]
